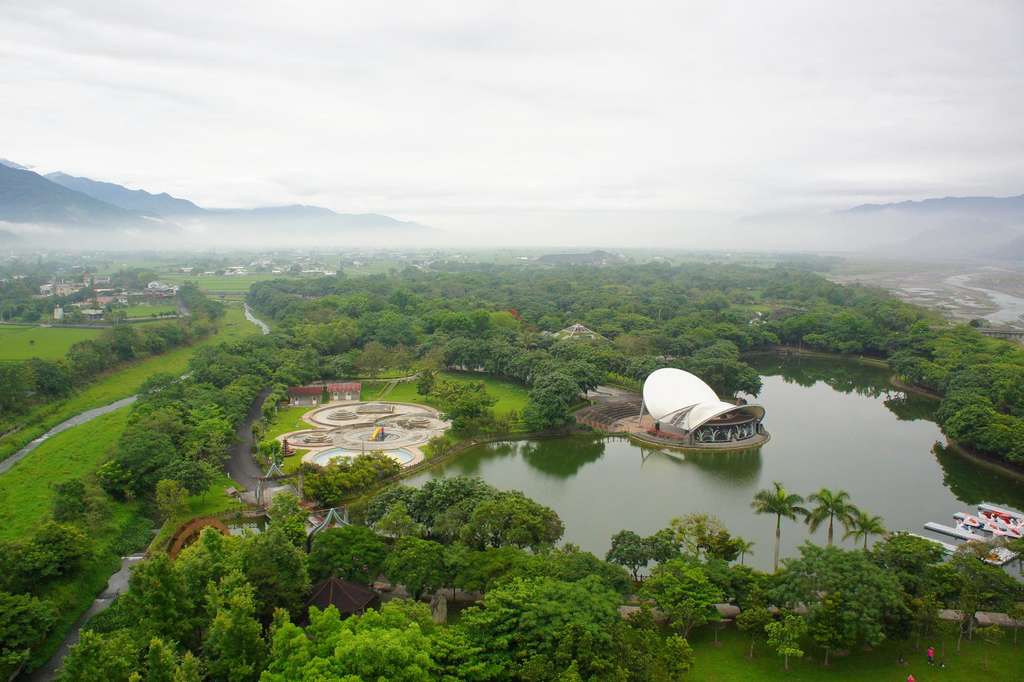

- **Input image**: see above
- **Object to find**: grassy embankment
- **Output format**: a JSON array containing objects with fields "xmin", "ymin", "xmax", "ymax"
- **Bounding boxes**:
[
  {"xmin": 0, "ymin": 306, "xmax": 257, "ymax": 462},
  {"xmin": 686, "ymin": 626, "xmax": 1021, "ymax": 681},
  {"xmin": 0, "ymin": 325, "xmax": 104, "ymax": 361},
  {"xmin": 0, "ymin": 408, "xmax": 146, "ymax": 669},
  {"xmin": 0, "ymin": 407, "xmax": 243, "ymax": 670}
]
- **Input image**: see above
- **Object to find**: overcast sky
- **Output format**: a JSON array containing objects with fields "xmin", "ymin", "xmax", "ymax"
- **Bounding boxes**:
[{"xmin": 2, "ymin": 1, "xmax": 1022, "ymax": 245}]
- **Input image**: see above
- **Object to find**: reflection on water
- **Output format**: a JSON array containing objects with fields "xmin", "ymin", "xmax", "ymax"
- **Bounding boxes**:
[{"xmin": 407, "ymin": 356, "xmax": 1024, "ymax": 571}]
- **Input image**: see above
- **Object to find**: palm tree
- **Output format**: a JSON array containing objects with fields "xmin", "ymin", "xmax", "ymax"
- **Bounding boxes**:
[
  {"xmin": 844, "ymin": 508, "xmax": 886, "ymax": 550},
  {"xmin": 751, "ymin": 482, "xmax": 808, "ymax": 572},
  {"xmin": 805, "ymin": 488, "xmax": 856, "ymax": 547},
  {"xmin": 733, "ymin": 537, "xmax": 755, "ymax": 566}
]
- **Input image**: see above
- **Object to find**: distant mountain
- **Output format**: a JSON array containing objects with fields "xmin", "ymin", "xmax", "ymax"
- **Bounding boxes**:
[
  {"xmin": 538, "ymin": 249, "xmax": 625, "ymax": 265},
  {"xmin": 0, "ymin": 163, "xmax": 144, "ymax": 227},
  {"xmin": 37, "ymin": 170, "xmax": 425, "ymax": 232},
  {"xmin": 0, "ymin": 158, "xmax": 30, "ymax": 171},
  {"xmin": 0, "ymin": 158, "xmax": 427, "ymax": 246},
  {"xmin": 845, "ymin": 194, "xmax": 1024, "ymax": 217},
  {"xmin": 45, "ymin": 171, "xmax": 203, "ymax": 216}
]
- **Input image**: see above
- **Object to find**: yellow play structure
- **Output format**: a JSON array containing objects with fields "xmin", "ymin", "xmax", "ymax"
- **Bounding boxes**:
[{"xmin": 370, "ymin": 426, "xmax": 384, "ymax": 441}]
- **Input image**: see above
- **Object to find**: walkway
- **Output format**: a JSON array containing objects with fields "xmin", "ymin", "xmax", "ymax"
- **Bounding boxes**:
[
  {"xmin": 0, "ymin": 396, "xmax": 137, "ymax": 475},
  {"xmin": 226, "ymin": 389, "xmax": 269, "ymax": 490},
  {"xmin": 29, "ymin": 553, "xmax": 146, "ymax": 681},
  {"xmin": 244, "ymin": 304, "xmax": 271, "ymax": 335}
]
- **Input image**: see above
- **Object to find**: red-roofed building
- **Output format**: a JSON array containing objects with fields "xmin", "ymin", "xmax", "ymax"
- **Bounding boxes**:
[{"xmin": 287, "ymin": 382, "xmax": 361, "ymax": 406}]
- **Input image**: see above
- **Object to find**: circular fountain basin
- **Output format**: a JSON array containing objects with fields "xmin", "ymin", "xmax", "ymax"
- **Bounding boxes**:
[{"xmin": 311, "ymin": 447, "xmax": 416, "ymax": 467}]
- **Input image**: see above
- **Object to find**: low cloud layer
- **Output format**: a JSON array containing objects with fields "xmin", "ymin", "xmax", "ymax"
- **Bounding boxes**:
[{"xmin": 2, "ymin": 1, "xmax": 1022, "ymax": 246}]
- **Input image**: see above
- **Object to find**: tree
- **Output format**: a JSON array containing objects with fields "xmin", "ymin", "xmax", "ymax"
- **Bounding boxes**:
[
  {"xmin": 308, "ymin": 525, "xmax": 387, "ymax": 584},
  {"xmin": 459, "ymin": 576, "xmax": 622, "ymax": 678},
  {"xmin": 459, "ymin": 490, "xmax": 564, "ymax": 551},
  {"xmin": 736, "ymin": 605, "xmax": 773, "ymax": 659},
  {"xmin": 642, "ymin": 558, "xmax": 723, "ymax": 637},
  {"xmin": 121, "ymin": 553, "xmax": 196, "ymax": 646},
  {"xmin": 416, "ymin": 369, "xmax": 436, "ymax": 396},
  {"xmin": 751, "ymin": 482, "xmax": 808, "ymax": 572},
  {"xmin": 60, "ymin": 629, "xmax": 138, "ymax": 682},
  {"xmin": 262, "ymin": 602, "xmax": 436, "ymax": 681},
  {"xmin": 772, "ymin": 544, "xmax": 905, "ymax": 652},
  {"xmin": 355, "ymin": 341, "xmax": 390, "ymax": 378},
  {"xmin": 734, "ymin": 537, "xmax": 755, "ymax": 566},
  {"xmin": 843, "ymin": 508, "xmax": 886, "ymax": 550},
  {"xmin": 239, "ymin": 527, "xmax": 310, "ymax": 620},
  {"xmin": 606, "ymin": 530, "xmax": 651, "ymax": 581},
  {"xmin": 0, "ymin": 591, "xmax": 55, "ymax": 675},
  {"xmin": 383, "ymin": 537, "xmax": 446, "ymax": 599},
  {"xmin": 203, "ymin": 575, "xmax": 266, "ymax": 682},
  {"xmin": 51, "ymin": 478, "xmax": 92, "ymax": 523},
  {"xmin": 373, "ymin": 501, "xmax": 424, "ymax": 539},
  {"xmin": 267, "ymin": 492, "xmax": 307, "ymax": 548},
  {"xmin": 155, "ymin": 479, "xmax": 187, "ymax": 521},
  {"xmin": 523, "ymin": 371, "xmax": 580, "ymax": 431},
  {"xmin": 804, "ymin": 488, "xmax": 856, "ymax": 547},
  {"xmin": 765, "ymin": 613, "xmax": 807, "ymax": 671},
  {"xmin": 808, "ymin": 593, "xmax": 844, "ymax": 666}
]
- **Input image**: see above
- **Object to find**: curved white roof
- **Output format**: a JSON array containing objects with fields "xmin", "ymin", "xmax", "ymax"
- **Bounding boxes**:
[{"xmin": 642, "ymin": 367, "xmax": 764, "ymax": 432}]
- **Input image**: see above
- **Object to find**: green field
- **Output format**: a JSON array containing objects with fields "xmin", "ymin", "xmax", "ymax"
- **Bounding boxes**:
[
  {"xmin": 383, "ymin": 371, "xmax": 529, "ymax": 417},
  {"xmin": 122, "ymin": 304, "xmax": 177, "ymax": 318},
  {"xmin": 686, "ymin": 626, "xmax": 1020, "ymax": 681},
  {"xmin": 160, "ymin": 273, "xmax": 292, "ymax": 293},
  {"xmin": 0, "ymin": 306, "xmax": 261, "ymax": 461},
  {"xmin": 0, "ymin": 325, "xmax": 104, "ymax": 360}
]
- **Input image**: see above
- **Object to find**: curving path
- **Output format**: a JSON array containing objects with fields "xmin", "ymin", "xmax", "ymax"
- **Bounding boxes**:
[
  {"xmin": 0, "ymin": 396, "xmax": 138, "ymax": 475},
  {"xmin": 244, "ymin": 304, "xmax": 271, "ymax": 335}
]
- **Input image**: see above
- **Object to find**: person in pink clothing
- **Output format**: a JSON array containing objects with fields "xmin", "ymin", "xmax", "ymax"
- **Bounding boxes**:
[
  {"xmin": 927, "ymin": 645, "xmax": 935, "ymax": 664},
  {"xmin": 907, "ymin": 675, "xmax": 915, "ymax": 682}
]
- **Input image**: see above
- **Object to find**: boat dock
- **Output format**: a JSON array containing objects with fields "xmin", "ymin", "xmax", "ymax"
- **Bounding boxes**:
[{"xmin": 919, "ymin": 523, "xmax": 1019, "ymax": 566}]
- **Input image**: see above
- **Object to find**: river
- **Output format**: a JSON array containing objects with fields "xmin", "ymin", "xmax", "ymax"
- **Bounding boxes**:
[{"xmin": 406, "ymin": 356, "xmax": 1024, "ymax": 572}]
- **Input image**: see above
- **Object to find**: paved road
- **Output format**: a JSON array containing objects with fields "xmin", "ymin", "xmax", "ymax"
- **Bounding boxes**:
[
  {"xmin": 29, "ymin": 553, "xmax": 146, "ymax": 681},
  {"xmin": 0, "ymin": 396, "xmax": 138, "ymax": 475},
  {"xmin": 227, "ymin": 389, "xmax": 270, "ymax": 489}
]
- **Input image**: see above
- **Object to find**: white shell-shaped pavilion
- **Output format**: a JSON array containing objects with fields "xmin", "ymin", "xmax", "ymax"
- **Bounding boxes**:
[{"xmin": 642, "ymin": 368, "xmax": 765, "ymax": 444}]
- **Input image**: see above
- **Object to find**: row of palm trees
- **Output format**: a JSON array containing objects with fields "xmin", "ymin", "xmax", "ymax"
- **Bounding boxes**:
[{"xmin": 751, "ymin": 482, "xmax": 886, "ymax": 572}]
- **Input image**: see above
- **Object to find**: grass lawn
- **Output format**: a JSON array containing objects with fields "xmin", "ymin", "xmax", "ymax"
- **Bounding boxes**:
[
  {"xmin": 0, "ymin": 306, "xmax": 260, "ymax": 461},
  {"xmin": 385, "ymin": 371, "xmax": 530, "ymax": 417},
  {"xmin": 686, "ymin": 625, "xmax": 1020, "ymax": 681},
  {"xmin": 0, "ymin": 325, "xmax": 104, "ymax": 360},
  {"xmin": 264, "ymin": 405, "xmax": 312, "ymax": 439}
]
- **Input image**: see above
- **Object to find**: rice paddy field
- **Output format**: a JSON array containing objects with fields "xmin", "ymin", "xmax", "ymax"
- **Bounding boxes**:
[{"xmin": 0, "ymin": 324, "xmax": 103, "ymax": 360}]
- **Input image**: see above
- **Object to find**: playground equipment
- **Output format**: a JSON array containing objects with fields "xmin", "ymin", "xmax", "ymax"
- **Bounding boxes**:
[{"xmin": 370, "ymin": 426, "xmax": 385, "ymax": 441}]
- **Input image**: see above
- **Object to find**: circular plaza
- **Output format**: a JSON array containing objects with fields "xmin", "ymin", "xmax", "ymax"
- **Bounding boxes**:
[{"xmin": 276, "ymin": 400, "xmax": 450, "ymax": 469}]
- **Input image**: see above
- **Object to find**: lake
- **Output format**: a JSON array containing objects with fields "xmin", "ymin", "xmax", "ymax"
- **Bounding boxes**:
[{"xmin": 406, "ymin": 356, "xmax": 1024, "ymax": 572}]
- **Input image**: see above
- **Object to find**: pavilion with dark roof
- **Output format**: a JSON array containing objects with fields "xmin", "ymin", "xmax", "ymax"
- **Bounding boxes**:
[{"xmin": 307, "ymin": 577, "xmax": 380, "ymax": 618}]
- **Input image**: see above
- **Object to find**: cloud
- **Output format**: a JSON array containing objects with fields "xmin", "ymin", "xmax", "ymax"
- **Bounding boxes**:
[{"xmin": 1, "ymin": 0, "xmax": 1022, "ymax": 244}]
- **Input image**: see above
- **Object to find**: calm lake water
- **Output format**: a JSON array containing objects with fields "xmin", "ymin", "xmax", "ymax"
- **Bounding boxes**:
[{"xmin": 406, "ymin": 356, "xmax": 1024, "ymax": 572}]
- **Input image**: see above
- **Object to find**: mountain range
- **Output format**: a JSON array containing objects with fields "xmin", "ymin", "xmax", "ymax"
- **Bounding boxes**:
[{"xmin": 0, "ymin": 159, "xmax": 428, "ymax": 246}]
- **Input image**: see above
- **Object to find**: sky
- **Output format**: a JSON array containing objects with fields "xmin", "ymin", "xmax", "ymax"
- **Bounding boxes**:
[{"xmin": 2, "ymin": 1, "xmax": 1023, "ymax": 246}]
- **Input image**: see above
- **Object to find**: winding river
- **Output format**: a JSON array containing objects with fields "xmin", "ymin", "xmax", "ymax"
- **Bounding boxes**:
[{"xmin": 407, "ymin": 356, "xmax": 1024, "ymax": 572}]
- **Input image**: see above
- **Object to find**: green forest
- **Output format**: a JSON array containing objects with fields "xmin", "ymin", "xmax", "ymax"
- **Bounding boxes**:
[{"xmin": 3, "ymin": 261, "xmax": 1023, "ymax": 680}]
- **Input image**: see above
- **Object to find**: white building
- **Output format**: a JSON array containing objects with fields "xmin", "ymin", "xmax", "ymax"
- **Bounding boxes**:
[{"xmin": 642, "ymin": 368, "xmax": 765, "ymax": 445}]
